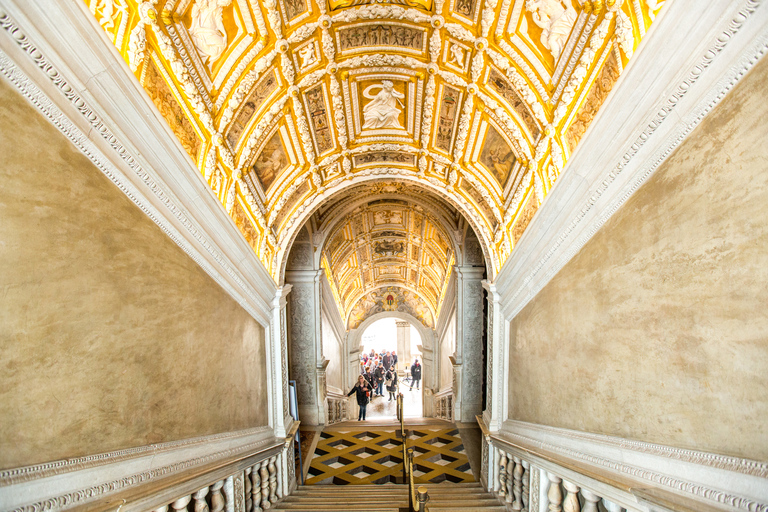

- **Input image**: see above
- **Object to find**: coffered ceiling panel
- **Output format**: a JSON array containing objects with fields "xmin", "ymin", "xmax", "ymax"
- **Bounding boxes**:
[
  {"xmin": 320, "ymin": 198, "xmax": 455, "ymax": 327},
  {"xmin": 85, "ymin": 0, "xmax": 663, "ymax": 280}
]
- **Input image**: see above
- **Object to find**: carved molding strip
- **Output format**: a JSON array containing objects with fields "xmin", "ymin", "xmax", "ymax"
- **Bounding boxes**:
[{"xmin": 0, "ymin": 427, "xmax": 273, "ymax": 486}]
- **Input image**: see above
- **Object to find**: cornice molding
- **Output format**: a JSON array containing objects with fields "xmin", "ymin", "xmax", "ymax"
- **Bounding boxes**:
[
  {"xmin": 494, "ymin": 420, "xmax": 768, "ymax": 512},
  {"xmin": 494, "ymin": 0, "xmax": 768, "ymax": 321},
  {"xmin": 0, "ymin": 1, "xmax": 278, "ymax": 326}
]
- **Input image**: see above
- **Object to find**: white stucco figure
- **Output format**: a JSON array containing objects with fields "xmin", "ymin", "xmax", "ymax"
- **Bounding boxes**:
[
  {"xmin": 646, "ymin": 0, "xmax": 664, "ymax": 20},
  {"xmin": 449, "ymin": 43, "xmax": 466, "ymax": 67},
  {"xmin": 298, "ymin": 44, "xmax": 317, "ymax": 69},
  {"xmin": 362, "ymin": 81, "xmax": 405, "ymax": 130},
  {"xmin": 526, "ymin": 0, "xmax": 577, "ymax": 62},
  {"xmin": 95, "ymin": 0, "xmax": 126, "ymax": 31},
  {"xmin": 189, "ymin": 0, "xmax": 233, "ymax": 66}
]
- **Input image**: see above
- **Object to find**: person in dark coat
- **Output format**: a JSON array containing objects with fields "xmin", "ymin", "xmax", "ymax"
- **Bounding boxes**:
[
  {"xmin": 382, "ymin": 351, "xmax": 393, "ymax": 370},
  {"xmin": 410, "ymin": 359, "xmax": 422, "ymax": 391},
  {"xmin": 374, "ymin": 362, "xmax": 386, "ymax": 397},
  {"xmin": 385, "ymin": 366, "xmax": 398, "ymax": 401},
  {"xmin": 391, "ymin": 351, "xmax": 398, "ymax": 368},
  {"xmin": 347, "ymin": 375, "xmax": 370, "ymax": 420}
]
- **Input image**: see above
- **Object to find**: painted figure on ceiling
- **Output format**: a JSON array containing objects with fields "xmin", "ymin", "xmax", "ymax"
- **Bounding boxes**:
[
  {"xmin": 189, "ymin": 0, "xmax": 233, "ymax": 66},
  {"xmin": 526, "ymin": 0, "xmax": 577, "ymax": 62},
  {"xmin": 362, "ymin": 81, "xmax": 405, "ymax": 130}
]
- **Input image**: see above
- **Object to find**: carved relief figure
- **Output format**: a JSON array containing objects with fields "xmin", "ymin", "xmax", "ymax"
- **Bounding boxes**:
[
  {"xmin": 305, "ymin": 85, "xmax": 334, "ymax": 153},
  {"xmin": 251, "ymin": 131, "xmax": 287, "ymax": 191},
  {"xmin": 355, "ymin": 152, "xmax": 413, "ymax": 165},
  {"xmin": 449, "ymin": 43, "xmax": 466, "ymax": 68},
  {"xmin": 436, "ymin": 86, "xmax": 460, "ymax": 151},
  {"xmin": 362, "ymin": 81, "xmax": 405, "ymax": 130},
  {"xmin": 488, "ymin": 69, "xmax": 541, "ymax": 139},
  {"xmin": 283, "ymin": 0, "xmax": 308, "ymax": 20},
  {"xmin": 373, "ymin": 239, "xmax": 405, "ymax": 256},
  {"xmin": 226, "ymin": 73, "xmax": 277, "ymax": 149},
  {"xmin": 525, "ymin": 0, "xmax": 577, "ymax": 61},
  {"xmin": 144, "ymin": 62, "xmax": 201, "ymax": 161},
  {"xmin": 338, "ymin": 24, "xmax": 423, "ymax": 51},
  {"xmin": 373, "ymin": 210, "xmax": 404, "ymax": 225},
  {"xmin": 566, "ymin": 51, "xmax": 621, "ymax": 152},
  {"xmin": 454, "ymin": 0, "xmax": 476, "ymax": 18},
  {"xmin": 479, "ymin": 125, "xmax": 517, "ymax": 187},
  {"xmin": 189, "ymin": 0, "xmax": 233, "ymax": 65},
  {"xmin": 298, "ymin": 43, "xmax": 317, "ymax": 69},
  {"xmin": 94, "ymin": 0, "xmax": 126, "ymax": 31}
]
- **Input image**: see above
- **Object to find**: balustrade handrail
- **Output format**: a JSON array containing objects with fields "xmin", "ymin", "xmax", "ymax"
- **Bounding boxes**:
[
  {"xmin": 65, "ymin": 439, "xmax": 286, "ymax": 512},
  {"xmin": 485, "ymin": 424, "xmax": 716, "ymax": 512}
]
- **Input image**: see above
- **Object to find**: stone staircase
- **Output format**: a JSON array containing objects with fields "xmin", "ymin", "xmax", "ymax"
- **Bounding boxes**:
[{"xmin": 272, "ymin": 482, "xmax": 507, "ymax": 511}]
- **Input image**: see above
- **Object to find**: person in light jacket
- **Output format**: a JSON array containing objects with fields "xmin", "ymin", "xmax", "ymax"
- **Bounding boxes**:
[{"xmin": 347, "ymin": 375, "xmax": 370, "ymax": 421}]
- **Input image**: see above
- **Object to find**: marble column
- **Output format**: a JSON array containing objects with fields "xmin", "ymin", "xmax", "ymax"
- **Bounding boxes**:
[
  {"xmin": 454, "ymin": 265, "xmax": 486, "ymax": 423},
  {"xmin": 285, "ymin": 269, "xmax": 326, "ymax": 426},
  {"xmin": 395, "ymin": 320, "xmax": 411, "ymax": 374}
]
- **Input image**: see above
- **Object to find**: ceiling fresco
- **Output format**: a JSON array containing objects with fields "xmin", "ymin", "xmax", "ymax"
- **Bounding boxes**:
[{"xmin": 85, "ymin": 0, "xmax": 664, "ymax": 281}]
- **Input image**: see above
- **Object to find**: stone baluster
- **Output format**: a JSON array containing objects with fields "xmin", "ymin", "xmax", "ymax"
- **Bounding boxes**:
[
  {"xmin": 498, "ymin": 450, "xmax": 508, "ymax": 498},
  {"xmin": 268, "ymin": 456, "xmax": 278, "ymax": 503},
  {"xmin": 581, "ymin": 489, "xmax": 600, "ymax": 512},
  {"xmin": 251, "ymin": 464, "xmax": 262, "ymax": 512},
  {"xmin": 521, "ymin": 460, "xmax": 530, "ymax": 512},
  {"xmin": 512, "ymin": 456, "xmax": 523, "ymax": 511},
  {"xmin": 193, "ymin": 487, "xmax": 210, "ymax": 512},
  {"xmin": 547, "ymin": 473, "xmax": 563, "ymax": 512},
  {"xmin": 172, "ymin": 496, "xmax": 192, "ymax": 512},
  {"xmin": 505, "ymin": 455, "xmax": 514, "ymax": 504},
  {"xmin": 210, "ymin": 480, "xmax": 225, "ymax": 512},
  {"xmin": 602, "ymin": 498, "xmax": 623, "ymax": 512},
  {"xmin": 154, "ymin": 506, "xmax": 169, "ymax": 512},
  {"xmin": 260, "ymin": 459, "xmax": 270, "ymax": 509},
  {"xmin": 244, "ymin": 468, "xmax": 253, "ymax": 512},
  {"xmin": 562, "ymin": 481, "xmax": 580, "ymax": 512}
]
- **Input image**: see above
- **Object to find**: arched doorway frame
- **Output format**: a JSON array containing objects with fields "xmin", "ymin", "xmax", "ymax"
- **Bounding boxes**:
[{"xmin": 347, "ymin": 311, "xmax": 436, "ymax": 418}]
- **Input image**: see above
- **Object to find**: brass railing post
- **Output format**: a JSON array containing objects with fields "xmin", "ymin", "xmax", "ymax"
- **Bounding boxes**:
[{"xmin": 416, "ymin": 485, "xmax": 430, "ymax": 512}]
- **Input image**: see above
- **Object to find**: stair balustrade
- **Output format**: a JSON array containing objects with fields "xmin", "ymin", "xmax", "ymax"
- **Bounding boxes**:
[
  {"xmin": 433, "ymin": 390, "xmax": 454, "ymax": 422},
  {"xmin": 488, "ymin": 443, "xmax": 642, "ymax": 512},
  {"xmin": 326, "ymin": 391, "xmax": 349, "ymax": 425},
  {"xmin": 153, "ymin": 455, "xmax": 283, "ymax": 512}
]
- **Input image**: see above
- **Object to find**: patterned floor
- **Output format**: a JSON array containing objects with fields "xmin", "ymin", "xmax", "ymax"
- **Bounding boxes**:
[{"xmin": 306, "ymin": 428, "xmax": 474, "ymax": 485}]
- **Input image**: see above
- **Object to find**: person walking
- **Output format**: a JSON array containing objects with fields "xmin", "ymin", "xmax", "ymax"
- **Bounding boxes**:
[
  {"xmin": 374, "ymin": 362, "xmax": 385, "ymax": 397},
  {"xmin": 410, "ymin": 359, "xmax": 422, "ymax": 391},
  {"xmin": 386, "ymin": 365, "xmax": 398, "ymax": 401},
  {"xmin": 347, "ymin": 375, "xmax": 371, "ymax": 421}
]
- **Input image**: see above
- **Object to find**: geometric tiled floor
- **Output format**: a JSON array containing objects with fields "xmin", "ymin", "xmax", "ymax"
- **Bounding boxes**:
[{"xmin": 306, "ymin": 428, "xmax": 474, "ymax": 485}]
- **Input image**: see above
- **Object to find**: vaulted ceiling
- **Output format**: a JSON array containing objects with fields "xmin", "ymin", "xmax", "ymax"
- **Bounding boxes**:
[{"xmin": 85, "ymin": 0, "xmax": 662, "ymax": 281}]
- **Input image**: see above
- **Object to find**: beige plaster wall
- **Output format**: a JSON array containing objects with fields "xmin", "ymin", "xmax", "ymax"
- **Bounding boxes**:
[
  {"xmin": 0, "ymin": 79, "xmax": 269, "ymax": 470},
  {"xmin": 508, "ymin": 56, "xmax": 768, "ymax": 460}
]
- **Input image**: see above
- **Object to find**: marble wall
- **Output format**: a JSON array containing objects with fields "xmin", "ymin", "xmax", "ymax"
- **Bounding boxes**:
[
  {"xmin": 507, "ymin": 56, "xmax": 768, "ymax": 460},
  {"xmin": 0, "ymin": 79, "xmax": 269, "ymax": 470},
  {"xmin": 322, "ymin": 310, "xmax": 342, "ymax": 393}
]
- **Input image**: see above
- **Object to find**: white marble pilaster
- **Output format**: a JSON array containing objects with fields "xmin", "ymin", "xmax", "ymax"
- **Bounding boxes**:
[{"xmin": 482, "ymin": 280, "xmax": 505, "ymax": 432}]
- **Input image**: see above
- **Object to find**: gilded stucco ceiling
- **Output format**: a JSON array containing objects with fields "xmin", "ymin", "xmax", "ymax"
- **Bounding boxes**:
[
  {"xmin": 86, "ymin": 0, "xmax": 663, "ymax": 281},
  {"xmin": 320, "ymin": 197, "xmax": 455, "ymax": 327}
]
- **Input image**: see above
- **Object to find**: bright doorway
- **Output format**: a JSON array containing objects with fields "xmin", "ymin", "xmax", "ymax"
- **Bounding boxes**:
[{"xmin": 359, "ymin": 317, "xmax": 423, "ymax": 419}]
